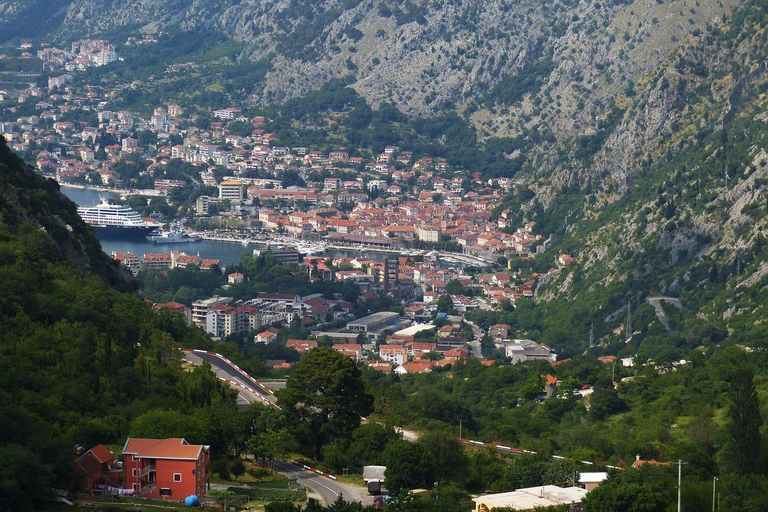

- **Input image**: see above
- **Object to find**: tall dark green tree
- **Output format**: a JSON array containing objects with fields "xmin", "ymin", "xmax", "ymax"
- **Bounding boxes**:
[
  {"xmin": 382, "ymin": 441, "xmax": 436, "ymax": 492},
  {"xmin": 725, "ymin": 365, "xmax": 762, "ymax": 474},
  {"xmin": 277, "ymin": 347, "xmax": 374, "ymax": 459}
]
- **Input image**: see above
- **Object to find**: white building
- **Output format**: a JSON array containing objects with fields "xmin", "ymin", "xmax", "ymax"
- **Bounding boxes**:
[
  {"xmin": 415, "ymin": 225, "xmax": 442, "ymax": 243},
  {"xmin": 380, "ymin": 345, "xmax": 408, "ymax": 366},
  {"xmin": 219, "ymin": 180, "xmax": 244, "ymax": 201},
  {"xmin": 473, "ymin": 486, "xmax": 587, "ymax": 511},
  {"xmin": 505, "ymin": 339, "xmax": 556, "ymax": 364}
]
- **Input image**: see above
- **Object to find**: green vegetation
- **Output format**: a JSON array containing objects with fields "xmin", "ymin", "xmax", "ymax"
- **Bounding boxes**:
[
  {"xmin": 0, "ymin": 137, "xmax": 250, "ymax": 509},
  {"xmin": 278, "ymin": 347, "xmax": 374, "ymax": 459}
]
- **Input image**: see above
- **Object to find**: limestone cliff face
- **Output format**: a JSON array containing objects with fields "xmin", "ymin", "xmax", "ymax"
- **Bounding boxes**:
[{"xmin": 0, "ymin": 0, "xmax": 740, "ymax": 138}]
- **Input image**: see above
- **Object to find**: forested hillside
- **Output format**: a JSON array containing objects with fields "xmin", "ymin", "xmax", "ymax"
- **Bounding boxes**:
[{"xmin": 0, "ymin": 137, "xmax": 239, "ymax": 510}]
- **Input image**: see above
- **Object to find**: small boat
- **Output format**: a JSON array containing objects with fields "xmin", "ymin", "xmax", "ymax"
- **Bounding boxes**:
[{"xmin": 147, "ymin": 230, "xmax": 201, "ymax": 244}]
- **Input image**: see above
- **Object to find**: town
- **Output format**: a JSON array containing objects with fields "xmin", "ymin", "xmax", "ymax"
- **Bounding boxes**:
[
  {"xmin": 1, "ymin": 24, "xmax": 750, "ymax": 512},
  {"xmin": 0, "ymin": 38, "xmax": 586, "ymax": 373}
]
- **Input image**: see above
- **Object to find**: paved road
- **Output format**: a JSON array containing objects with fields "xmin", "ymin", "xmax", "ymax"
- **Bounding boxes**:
[
  {"xmin": 273, "ymin": 460, "xmax": 371, "ymax": 507},
  {"xmin": 182, "ymin": 349, "xmax": 277, "ymax": 408},
  {"xmin": 463, "ymin": 319, "xmax": 485, "ymax": 358},
  {"xmin": 646, "ymin": 297, "xmax": 682, "ymax": 332}
]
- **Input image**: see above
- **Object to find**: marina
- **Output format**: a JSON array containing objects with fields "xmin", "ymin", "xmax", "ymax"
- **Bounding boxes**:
[{"xmin": 61, "ymin": 186, "xmax": 486, "ymax": 268}]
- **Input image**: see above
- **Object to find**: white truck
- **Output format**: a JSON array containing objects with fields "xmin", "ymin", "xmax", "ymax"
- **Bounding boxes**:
[{"xmin": 363, "ymin": 465, "xmax": 387, "ymax": 495}]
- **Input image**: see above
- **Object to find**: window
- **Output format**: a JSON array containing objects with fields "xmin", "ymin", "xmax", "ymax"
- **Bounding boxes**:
[
  {"xmin": 132, "ymin": 455, "xmax": 138, "ymax": 462},
  {"xmin": 160, "ymin": 488, "xmax": 171, "ymax": 496},
  {"xmin": 173, "ymin": 473, "xmax": 182, "ymax": 482},
  {"xmin": 132, "ymin": 468, "xmax": 138, "ymax": 477}
]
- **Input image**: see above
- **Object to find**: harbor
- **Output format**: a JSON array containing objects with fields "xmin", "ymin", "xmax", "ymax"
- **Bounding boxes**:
[{"xmin": 61, "ymin": 186, "xmax": 491, "ymax": 269}]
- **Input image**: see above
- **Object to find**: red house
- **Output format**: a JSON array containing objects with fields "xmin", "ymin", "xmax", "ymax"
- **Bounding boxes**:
[
  {"xmin": 75, "ymin": 444, "xmax": 118, "ymax": 492},
  {"xmin": 122, "ymin": 438, "xmax": 210, "ymax": 501}
]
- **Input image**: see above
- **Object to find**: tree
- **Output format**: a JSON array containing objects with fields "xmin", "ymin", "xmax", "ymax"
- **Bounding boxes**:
[
  {"xmin": 582, "ymin": 465, "xmax": 675, "ymax": 512},
  {"xmin": 231, "ymin": 457, "xmax": 245, "ymax": 479},
  {"xmin": 436, "ymin": 295, "xmax": 454, "ymax": 313},
  {"xmin": 519, "ymin": 373, "xmax": 545, "ymax": 401},
  {"xmin": 588, "ymin": 387, "xmax": 628, "ymax": 421},
  {"xmin": 416, "ymin": 431, "xmax": 468, "ymax": 485},
  {"xmin": 347, "ymin": 422, "xmax": 402, "ymax": 471},
  {"xmin": 383, "ymin": 441, "xmax": 436, "ymax": 492},
  {"xmin": 445, "ymin": 279, "xmax": 466, "ymax": 295},
  {"xmin": 724, "ymin": 365, "xmax": 762, "ymax": 474},
  {"xmin": 265, "ymin": 503, "xmax": 301, "ymax": 512},
  {"xmin": 129, "ymin": 409, "xmax": 195, "ymax": 439},
  {"xmin": 277, "ymin": 347, "xmax": 374, "ymax": 459}
]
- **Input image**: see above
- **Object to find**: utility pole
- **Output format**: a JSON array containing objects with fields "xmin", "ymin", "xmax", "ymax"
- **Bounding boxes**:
[
  {"xmin": 589, "ymin": 322, "xmax": 594, "ymax": 348},
  {"xmin": 459, "ymin": 419, "xmax": 462, "ymax": 440},
  {"xmin": 673, "ymin": 460, "xmax": 687, "ymax": 512},
  {"xmin": 712, "ymin": 476, "xmax": 718, "ymax": 512},
  {"xmin": 625, "ymin": 302, "xmax": 632, "ymax": 342}
]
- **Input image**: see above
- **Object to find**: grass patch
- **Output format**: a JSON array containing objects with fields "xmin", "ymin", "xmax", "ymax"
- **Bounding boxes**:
[
  {"xmin": 334, "ymin": 474, "xmax": 366, "ymax": 487},
  {"xmin": 74, "ymin": 495, "xmax": 190, "ymax": 511},
  {"xmin": 248, "ymin": 480, "xmax": 296, "ymax": 489},
  {"xmin": 228, "ymin": 486, "xmax": 306, "ymax": 502}
]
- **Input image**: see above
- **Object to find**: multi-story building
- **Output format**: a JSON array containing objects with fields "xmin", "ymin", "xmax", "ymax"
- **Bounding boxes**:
[
  {"xmin": 122, "ymin": 438, "xmax": 210, "ymax": 501},
  {"xmin": 218, "ymin": 180, "xmax": 244, "ymax": 201},
  {"xmin": 505, "ymin": 339, "xmax": 557, "ymax": 364},
  {"xmin": 415, "ymin": 225, "xmax": 442, "ymax": 243},
  {"xmin": 253, "ymin": 245, "xmax": 300, "ymax": 264},
  {"xmin": 191, "ymin": 296, "xmax": 233, "ymax": 329},
  {"xmin": 380, "ymin": 345, "xmax": 408, "ymax": 365},
  {"xmin": 206, "ymin": 304, "xmax": 261, "ymax": 337}
]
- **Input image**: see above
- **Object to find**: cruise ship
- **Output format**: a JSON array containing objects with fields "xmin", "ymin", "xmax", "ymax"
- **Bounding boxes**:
[{"xmin": 77, "ymin": 197, "xmax": 158, "ymax": 237}]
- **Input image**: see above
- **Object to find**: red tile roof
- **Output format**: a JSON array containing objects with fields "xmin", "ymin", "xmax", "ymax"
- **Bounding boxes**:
[
  {"xmin": 88, "ymin": 444, "xmax": 114, "ymax": 464},
  {"xmin": 123, "ymin": 438, "xmax": 205, "ymax": 460}
]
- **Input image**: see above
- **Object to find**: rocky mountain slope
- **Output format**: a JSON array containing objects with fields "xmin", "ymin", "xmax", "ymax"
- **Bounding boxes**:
[{"xmin": 0, "ymin": 0, "xmax": 739, "ymax": 128}]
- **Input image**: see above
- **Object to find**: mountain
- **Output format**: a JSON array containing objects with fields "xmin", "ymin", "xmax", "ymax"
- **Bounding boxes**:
[
  {"xmin": 3, "ymin": 0, "xmax": 768, "ymax": 352},
  {"xmin": 0, "ymin": 0, "xmax": 741, "ymax": 122}
]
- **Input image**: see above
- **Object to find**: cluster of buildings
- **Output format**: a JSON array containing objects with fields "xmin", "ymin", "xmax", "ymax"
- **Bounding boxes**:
[
  {"xmin": 155, "ymin": 292, "xmax": 353, "ymax": 338},
  {"xmin": 2, "ymin": 59, "xmax": 547, "ymax": 262},
  {"xmin": 38, "ymin": 39, "xmax": 119, "ymax": 77},
  {"xmin": 262, "ymin": 312, "xmax": 474, "ymax": 374},
  {"xmin": 112, "ymin": 250, "xmax": 220, "ymax": 273}
]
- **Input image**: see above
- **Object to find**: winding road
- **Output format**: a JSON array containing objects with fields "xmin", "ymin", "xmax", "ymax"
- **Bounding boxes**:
[
  {"xmin": 646, "ymin": 297, "xmax": 682, "ymax": 332},
  {"xmin": 181, "ymin": 349, "xmax": 277, "ymax": 408}
]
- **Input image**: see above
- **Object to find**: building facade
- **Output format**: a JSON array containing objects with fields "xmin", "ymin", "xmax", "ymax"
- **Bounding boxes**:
[{"xmin": 122, "ymin": 438, "xmax": 210, "ymax": 501}]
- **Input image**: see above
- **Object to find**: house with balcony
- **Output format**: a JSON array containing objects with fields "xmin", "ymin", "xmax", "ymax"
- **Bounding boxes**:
[{"xmin": 122, "ymin": 438, "xmax": 210, "ymax": 501}]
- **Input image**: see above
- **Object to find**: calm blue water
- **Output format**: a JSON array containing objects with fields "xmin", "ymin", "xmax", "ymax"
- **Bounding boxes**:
[{"xmin": 61, "ymin": 186, "xmax": 256, "ymax": 267}]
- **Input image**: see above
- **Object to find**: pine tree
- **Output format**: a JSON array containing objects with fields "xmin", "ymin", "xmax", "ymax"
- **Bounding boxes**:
[{"xmin": 726, "ymin": 366, "xmax": 762, "ymax": 474}]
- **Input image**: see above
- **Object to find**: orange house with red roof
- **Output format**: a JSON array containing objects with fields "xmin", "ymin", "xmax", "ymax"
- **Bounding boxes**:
[{"xmin": 123, "ymin": 438, "xmax": 210, "ymax": 501}]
